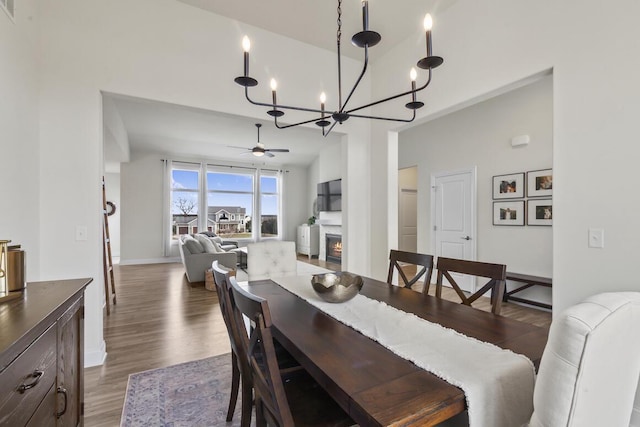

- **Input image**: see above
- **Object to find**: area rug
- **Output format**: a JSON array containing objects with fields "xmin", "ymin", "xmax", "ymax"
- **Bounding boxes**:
[{"xmin": 121, "ymin": 353, "xmax": 248, "ymax": 427}]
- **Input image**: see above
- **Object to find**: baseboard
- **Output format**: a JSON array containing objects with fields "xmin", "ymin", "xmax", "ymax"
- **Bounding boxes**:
[
  {"xmin": 85, "ymin": 339, "xmax": 107, "ymax": 367},
  {"xmin": 118, "ymin": 257, "xmax": 180, "ymax": 266}
]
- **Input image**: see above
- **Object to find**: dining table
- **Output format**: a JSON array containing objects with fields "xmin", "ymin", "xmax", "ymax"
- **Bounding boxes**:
[{"xmin": 246, "ymin": 274, "xmax": 549, "ymax": 426}]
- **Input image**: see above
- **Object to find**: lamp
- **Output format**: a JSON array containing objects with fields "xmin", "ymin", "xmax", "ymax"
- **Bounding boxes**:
[{"xmin": 234, "ymin": 0, "xmax": 444, "ymax": 136}]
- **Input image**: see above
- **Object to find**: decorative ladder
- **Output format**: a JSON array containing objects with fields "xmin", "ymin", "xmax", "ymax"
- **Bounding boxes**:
[{"xmin": 102, "ymin": 177, "xmax": 116, "ymax": 315}]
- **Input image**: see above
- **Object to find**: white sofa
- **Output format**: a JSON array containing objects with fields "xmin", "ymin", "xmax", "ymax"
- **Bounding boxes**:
[{"xmin": 178, "ymin": 234, "xmax": 238, "ymax": 283}]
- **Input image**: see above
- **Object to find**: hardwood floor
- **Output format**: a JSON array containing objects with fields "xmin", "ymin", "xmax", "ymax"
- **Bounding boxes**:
[{"xmin": 84, "ymin": 258, "xmax": 550, "ymax": 426}]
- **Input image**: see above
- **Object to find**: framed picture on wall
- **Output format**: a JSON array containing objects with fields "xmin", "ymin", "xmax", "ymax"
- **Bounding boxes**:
[
  {"xmin": 493, "ymin": 201, "xmax": 525, "ymax": 226},
  {"xmin": 492, "ymin": 172, "xmax": 525, "ymax": 199},
  {"xmin": 527, "ymin": 199, "xmax": 553, "ymax": 226},
  {"xmin": 527, "ymin": 169, "xmax": 553, "ymax": 198}
]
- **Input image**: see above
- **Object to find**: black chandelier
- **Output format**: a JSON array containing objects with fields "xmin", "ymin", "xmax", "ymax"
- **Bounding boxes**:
[{"xmin": 234, "ymin": 0, "xmax": 443, "ymax": 136}]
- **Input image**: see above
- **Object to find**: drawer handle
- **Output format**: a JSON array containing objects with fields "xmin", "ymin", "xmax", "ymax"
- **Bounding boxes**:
[
  {"xmin": 17, "ymin": 370, "xmax": 44, "ymax": 393},
  {"xmin": 56, "ymin": 386, "xmax": 68, "ymax": 419}
]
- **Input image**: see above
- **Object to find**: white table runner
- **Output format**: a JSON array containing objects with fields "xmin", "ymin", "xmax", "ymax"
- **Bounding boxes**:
[{"xmin": 271, "ymin": 275, "xmax": 535, "ymax": 427}]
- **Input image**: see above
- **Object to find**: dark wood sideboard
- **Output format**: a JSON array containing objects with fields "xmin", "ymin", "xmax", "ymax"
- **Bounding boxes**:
[{"xmin": 0, "ymin": 278, "xmax": 92, "ymax": 426}]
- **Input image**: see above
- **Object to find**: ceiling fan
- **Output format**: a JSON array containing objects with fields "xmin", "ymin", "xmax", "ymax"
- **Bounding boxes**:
[{"xmin": 229, "ymin": 123, "xmax": 290, "ymax": 157}]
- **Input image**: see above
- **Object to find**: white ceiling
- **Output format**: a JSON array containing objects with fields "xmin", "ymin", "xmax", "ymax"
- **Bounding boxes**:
[
  {"xmin": 176, "ymin": 0, "xmax": 456, "ymax": 60},
  {"xmin": 105, "ymin": 94, "xmax": 342, "ymax": 168},
  {"xmin": 105, "ymin": 1, "xmax": 458, "ymax": 171}
]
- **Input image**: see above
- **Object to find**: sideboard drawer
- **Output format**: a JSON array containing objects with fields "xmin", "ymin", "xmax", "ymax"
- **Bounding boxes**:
[
  {"xmin": 0, "ymin": 325, "xmax": 57, "ymax": 426},
  {"xmin": 26, "ymin": 384, "xmax": 56, "ymax": 427}
]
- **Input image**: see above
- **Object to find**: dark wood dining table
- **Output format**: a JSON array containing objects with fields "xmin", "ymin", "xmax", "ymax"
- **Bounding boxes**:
[{"xmin": 247, "ymin": 275, "xmax": 548, "ymax": 426}]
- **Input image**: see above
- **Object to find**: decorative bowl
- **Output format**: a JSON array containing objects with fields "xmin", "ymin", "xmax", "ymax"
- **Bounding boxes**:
[{"xmin": 311, "ymin": 272, "xmax": 363, "ymax": 303}]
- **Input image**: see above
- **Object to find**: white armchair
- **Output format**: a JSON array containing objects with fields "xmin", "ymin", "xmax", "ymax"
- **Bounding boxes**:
[
  {"xmin": 529, "ymin": 292, "xmax": 640, "ymax": 427},
  {"xmin": 247, "ymin": 241, "xmax": 297, "ymax": 281},
  {"xmin": 437, "ymin": 292, "xmax": 640, "ymax": 427}
]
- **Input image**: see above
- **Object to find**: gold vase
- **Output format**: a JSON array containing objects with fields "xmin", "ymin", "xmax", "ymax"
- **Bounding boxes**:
[{"xmin": 0, "ymin": 240, "xmax": 21, "ymax": 303}]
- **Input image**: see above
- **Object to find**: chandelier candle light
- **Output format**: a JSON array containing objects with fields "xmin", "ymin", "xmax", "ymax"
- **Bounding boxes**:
[{"xmin": 234, "ymin": 0, "xmax": 444, "ymax": 136}]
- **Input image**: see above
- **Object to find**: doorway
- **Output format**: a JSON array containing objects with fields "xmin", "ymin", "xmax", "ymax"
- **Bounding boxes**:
[
  {"xmin": 398, "ymin": 167, "xmax": 418, "ymax": 253},
  {"xmin": 431, "ymin": 167, "xmax": 477, "ymax": 292}
]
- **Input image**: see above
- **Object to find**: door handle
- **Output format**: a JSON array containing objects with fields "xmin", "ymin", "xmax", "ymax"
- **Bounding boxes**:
[{"xmin": 461, "ymin": 236, "xmax": 471, "ymax": 240}]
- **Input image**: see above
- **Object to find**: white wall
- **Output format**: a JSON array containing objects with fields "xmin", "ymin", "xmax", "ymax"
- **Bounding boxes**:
[
  {"xmin": 281, "ymin": 165, "xmax": 308, "ymax": 241},
  {"xmin": 399, "ymin": 75, "xmax": 553, "ymax": 304},
  {"xmin": 0, "ymin": 0, "xmax": 40, "ymax": 280},
  {"xmin": 369, "ymin": 0, "xmax": 640, "ymax": 315},
  {"xmin": 120, "ymin": 151, "xmax": 164, "ymax": 262}
]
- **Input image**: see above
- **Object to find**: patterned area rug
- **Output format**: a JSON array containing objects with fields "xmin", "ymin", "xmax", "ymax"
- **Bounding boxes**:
[{"xmin": 121, "ymin": 353, "xmax": 248, "ymax": 426}]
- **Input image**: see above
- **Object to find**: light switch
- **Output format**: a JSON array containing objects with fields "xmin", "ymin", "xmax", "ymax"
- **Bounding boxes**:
[
  {"xmin": 76, "ymin": 226, "xmax": 88, "ymax": 241},
  {"xmin": 588, "ymin": 228, "xmax": 604, "ymax": 248}
]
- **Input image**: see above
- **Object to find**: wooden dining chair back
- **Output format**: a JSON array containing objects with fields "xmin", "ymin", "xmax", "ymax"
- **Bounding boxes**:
[
  {"xmin": 211, "ymin": 261, "xmax": 252, "ymax": 426},
  {"xmin": 229, "ymin": 276, "xmax": 354, "ymax": 427},
  {"xmin": 229, "ymin": 276, "xmax": 296, "ymax": 426},
  {"xmin": 387, "ymin": 250, "xmax": 434, "ymax": 293},
  {"xmin": 435, "ymin": 257, "xmax": 507, "ymax": 315}
]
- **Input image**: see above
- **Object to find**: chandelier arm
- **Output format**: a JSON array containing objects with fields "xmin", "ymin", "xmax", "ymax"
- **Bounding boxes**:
[
  {"xmin": 323, "ymin": 120, "xmax": 340, "ymax": 138},
  {"xmin": 346, "ymin": 68, "xmax": 432, "ymax": 115},
  {"xmin": 273, "ymin": 115, "xmax": 328, "ymax": 130},
  {"xmin": 339, "ymin": 46, "xmax": 369, "ymax": 114},
  {"xmin": 347, "ymin": 110, "xmax": 417, "ymax": 123},
  {"xmin": 244, "ymin": 87, "xmax": 325, "ymax": 115}
]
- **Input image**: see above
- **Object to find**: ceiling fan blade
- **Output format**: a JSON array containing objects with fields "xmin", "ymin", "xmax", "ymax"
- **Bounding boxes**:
[
  {"xmin": 264, "ymin": 152, "xmax": 275, "ymax": 158},
  {"xmin": 227, "ymin": 145, "xmax": 251, "ymax": 150},
  {"xmin": 265, "ymin": 148, "xmax": 290, "ymax": 153}
]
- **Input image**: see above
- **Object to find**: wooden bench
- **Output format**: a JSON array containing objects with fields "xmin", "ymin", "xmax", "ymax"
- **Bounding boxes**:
[{"xmin": 503, "ymin": 272, "xmax": 552, "ymax": 309}]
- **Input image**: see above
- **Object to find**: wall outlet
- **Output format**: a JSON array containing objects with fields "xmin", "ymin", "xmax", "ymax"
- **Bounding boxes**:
[
  {"xmin": 588, "ymin": 228, "xmax": 604, "ymax": 248},
  {"xmin": 76, "ymin": 226, "xmax": 88, "ymax": 241}
]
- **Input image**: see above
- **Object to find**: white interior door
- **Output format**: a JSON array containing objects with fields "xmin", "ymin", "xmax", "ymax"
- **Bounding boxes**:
[
  {"xmin": 399, "ymin": 189, "xmax": 417, "ymax": 252},
  {"xmin": 432, "ymin": 168, "xmax": 476, "ymax": 292}
]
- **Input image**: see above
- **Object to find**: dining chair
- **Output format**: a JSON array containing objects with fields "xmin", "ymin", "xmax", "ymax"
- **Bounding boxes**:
[
  {"xmin": 436, "ymin": 292, "xmax": 640, "ymax": 427},
  {"xmin": 435, "ymin": 257, "xmax": 507, "ymax": 314},
  {"xmin": 213, "ymin": 261, "xmax": 303, "ymax": 426},
  {"xmin": 386, "ymin": 249, "xmax": 434, "ymax": 293},
  {"xmin": 247, "ymin": 241, "xmax": 297, "ymax": 281},
  {"xmin": 529, "ymin": 292, "xmax": 640, "ymax": 427},
  {"xmin": 228, "ymin": 275, "xmax": 355, "ymax": 427},
  {"xmin": 211, "ymin": 261, "xmax": 251, "ymax": 426}
]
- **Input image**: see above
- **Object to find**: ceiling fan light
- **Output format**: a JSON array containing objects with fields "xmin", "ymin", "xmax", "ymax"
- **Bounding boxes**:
[{"xmin": 253, "ymin": 151, "xmax": 265, "ymax": 157}]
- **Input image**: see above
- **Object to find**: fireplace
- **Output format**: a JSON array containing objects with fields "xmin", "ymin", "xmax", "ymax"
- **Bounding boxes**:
[{"xmin": 325, "ymin": 234, "xmax": 342, "ymax": 264}]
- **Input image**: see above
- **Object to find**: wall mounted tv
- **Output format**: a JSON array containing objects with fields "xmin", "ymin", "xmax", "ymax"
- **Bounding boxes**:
[{"xmin": 317, "ymin": 179, "xmax": 342, "ymax": 212}]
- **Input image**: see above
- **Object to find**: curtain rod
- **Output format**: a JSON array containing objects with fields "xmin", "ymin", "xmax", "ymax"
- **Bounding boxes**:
[{"xmin": 161, "ymin": 159, "xmax": 288, "ymax": 173}]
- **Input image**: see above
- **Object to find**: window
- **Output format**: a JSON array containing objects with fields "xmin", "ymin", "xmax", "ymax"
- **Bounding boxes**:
[
  {"xmin": 168, "ymin": 162, "xmax": 281, "ymax": 242},
  {"xmin": 207, "ymin": 170, "xmax": 254, "ymax": 239},
  {"xmin": 260, "ymin": 174, "xmax": 280, "ymax": 238},
  {"xmin": 171, "ymin": 165, "xmax": 200, "ymax": 239}
]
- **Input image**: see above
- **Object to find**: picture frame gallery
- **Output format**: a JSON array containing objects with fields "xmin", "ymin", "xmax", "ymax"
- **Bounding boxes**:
[{"xmin": 492, "ymin": 169, "xmax": 553, "ymax": 226}]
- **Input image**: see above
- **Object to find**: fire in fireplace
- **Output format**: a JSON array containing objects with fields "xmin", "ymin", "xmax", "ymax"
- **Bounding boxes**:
[{"xmin": 326, "ymin": 234, "xmax": 342, "ymax": 264}]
